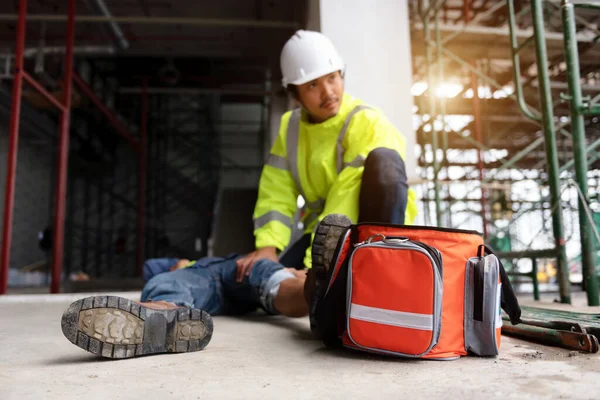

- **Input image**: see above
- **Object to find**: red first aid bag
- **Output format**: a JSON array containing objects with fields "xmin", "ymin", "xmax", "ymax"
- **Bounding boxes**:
[{"xmin": 315, "ymin": 223, "xmax": 522, "ymax": 360}]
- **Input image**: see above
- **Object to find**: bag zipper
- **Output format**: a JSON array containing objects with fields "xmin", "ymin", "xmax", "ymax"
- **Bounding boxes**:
[
  {"xmin": 346, "ymin": 240, "xmax": 443, "ymax": 357},
  {"xmin": 354, "ymin": 235, "xmax": 443, "ymax": 275}
]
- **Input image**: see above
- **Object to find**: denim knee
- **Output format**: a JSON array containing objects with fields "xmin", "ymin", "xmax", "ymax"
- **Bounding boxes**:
[
  {"xmin": 248, "ymin": 259, "xmax": 294, "ymax": 315},
  {"xmin": 140, "ymin": 272, "xmax": 194, "ymax": 308},
  {"xmin": 143, "ymin": 257, "xmax": 179, "ymax": 282}
]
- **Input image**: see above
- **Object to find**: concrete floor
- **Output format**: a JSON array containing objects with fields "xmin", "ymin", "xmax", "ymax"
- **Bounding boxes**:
[{"xmin": 1, "ymin": 292, "xmax": 600, "ymax": 400}]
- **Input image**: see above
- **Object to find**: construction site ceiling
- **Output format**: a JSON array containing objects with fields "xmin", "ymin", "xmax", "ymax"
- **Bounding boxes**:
[{"xmin": 0, "ymin": 0, "xmax": 305, "ymax": 82}]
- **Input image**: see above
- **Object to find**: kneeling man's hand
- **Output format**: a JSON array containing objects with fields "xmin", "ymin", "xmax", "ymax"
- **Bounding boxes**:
[{"xmin": 235, "ymin": 247, "xmax": 278, "ymax": 282}]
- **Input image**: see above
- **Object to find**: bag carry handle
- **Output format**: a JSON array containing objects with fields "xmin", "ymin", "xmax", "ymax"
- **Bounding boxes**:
[{"xmin": 478, "ymin": 244, "xmax": 522, "ymax": 325}]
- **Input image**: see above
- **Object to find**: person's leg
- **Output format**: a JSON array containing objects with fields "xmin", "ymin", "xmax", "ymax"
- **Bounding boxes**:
[
  {"xmin": 358, "ymin": 147, "xmax": 408, "ymax": 224},
  {"xmin": 61, "ymin": 293, "xmax": 213, "ymax": 360},
  {"xmin": 303, "ymin": 150, "xmax": 409, "ymax": 337},
  {"xmin": 141, "ymin": 266, "xmax": 224, "ymax": 315},
  {"xmin": 305, "ymin": 214, "xmax": 352, "ymax": 336},
  {"xmin": 143, "ymin": 257, "xmax": 179, "ymax": 282},
  {"xmin": 61, "ymin": 263, "xmax": 222, "ymax": 359},
  {"xmin": 216, "ymin": 256, "xmax": 308, "ymax": 318}
]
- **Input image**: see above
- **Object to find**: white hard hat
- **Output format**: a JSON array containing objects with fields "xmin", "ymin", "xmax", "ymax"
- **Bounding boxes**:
[{"xmin": 280, "ymin": 30, "xmax": 345, "ymax": 88}]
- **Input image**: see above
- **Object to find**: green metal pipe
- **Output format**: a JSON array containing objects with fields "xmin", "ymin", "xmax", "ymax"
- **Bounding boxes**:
[
  {"xmin": 559, "ymin": 137, "xmax": 600, "ymax": 173},
  {"xmin": 532, "ymin": 258, "xmax": 540, "ymax": 301},
  {"xmin": 589, "ymin": 93, "xmax": 600, "ymax": 106},
  {"xmin": 482, "ymin": 137, "xmax": 544, "ymax": 183},
  {"xmin": 421, "ymin": 0, "xmax": 446, "ymax": 19},
  {"xmin": 442, "ymin": 45, "xmax": 573, "ymax": 141},
  {"xmin": 424, "ymin": 9, "xmax": 442, "ymax": 227},
  {"xmin": 515, "ymin": 4, "xmax": 532, "ymax": 21},
  {"xmin": 456, "ymin": 128, "xmax": 491, "ymax": 152},
  {"xmin": 561, "ymin": 154, "xmax": 600, "ymax": 175},
  {"xmin": 439, "ymin": 0, "xmax": 506, "ymax": 46},
  {"xmin": 435, "ymin": 12, "xmax": 449, "ymax": 166},
  {"xmin": 548, "ymin": 1, "xmax": 600, "ymax": 37},
  {"xmin": 531, "ymin": 0, "xmax": 570, "ymax": 304},
  {"xmin": 417, "ymin": 120, "xmax": 493, "ymax": 153},
  {"xmin": 562, "ymin": 0, "xmax": 599, "ymax": 306},
  {"xmin": 573, "ymin": 2, "xmax": 600, "ymax": 10},
  {"xmin": 515, "ymin": 34, "xmax": 535, "ymax": 54},
  {"xmin": 583, "ymin": 106, "xmax": 600, "ymax": 116},
  {"xmin": 435, "ymin": 10, "xmax": 450, "ymax": 226},
  {"xmin": 508, "ymin": 0, "xmax": 542, "ymax": 122}
]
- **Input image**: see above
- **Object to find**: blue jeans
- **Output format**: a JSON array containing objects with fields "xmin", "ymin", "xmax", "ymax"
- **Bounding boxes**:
[{"xmin": 140, "ymin": 256, "xmax": 288, "ymax": 316}]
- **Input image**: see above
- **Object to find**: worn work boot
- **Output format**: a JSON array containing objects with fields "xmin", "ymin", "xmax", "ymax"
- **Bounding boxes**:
[
  {"xmin": 61, "ymin": 295, "xmax": 213, "ymax": 359},
  {"xmin": 309, "ymin": 213, "xmax": 352, "ymax": 337}
]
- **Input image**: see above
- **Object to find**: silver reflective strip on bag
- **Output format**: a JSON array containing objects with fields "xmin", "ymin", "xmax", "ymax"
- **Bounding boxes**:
[
  {"xmin": 253, "ymin": 210, "xmax": 292, "ymax": 230},
  {"xmin": 349, "ymin": 303, "xmax": 433, "ymax": 331}
]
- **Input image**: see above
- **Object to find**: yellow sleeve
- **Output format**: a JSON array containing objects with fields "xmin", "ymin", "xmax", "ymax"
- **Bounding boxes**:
[
  {"xmin": 253, "ymin": 112, "xmax": 299, "ymax": 252},
  {"xmin": 302, "ymin": 109, "xmax": 416, "ymax": 268}
]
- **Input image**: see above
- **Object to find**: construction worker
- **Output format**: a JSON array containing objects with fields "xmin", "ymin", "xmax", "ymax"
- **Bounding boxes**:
[{"xmin": 236, "ymin": 30, "xmax": 418, "ymax": 334}]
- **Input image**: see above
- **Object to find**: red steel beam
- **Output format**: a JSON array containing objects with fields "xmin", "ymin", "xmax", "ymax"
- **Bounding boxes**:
[
  {"xmin": 50, "ymin": 0, "xmax": 77, "ymax": 294},
  {"xmin": 72, "ymin": 73, "xmax": 141, "ymax": 151},
  {"xmin": 0, "ymin": 0, "xmax": 27, "ymax": 295},
  {"xmin": 22, "ymin": 71, "xmax": 67, "ymax": 113},
  {"xmin": 137, "ymin": 78, "xmax": 148, "ymax": 276},
  {"xmin": 465, "ymin": 0, "xmax": 488, "ymax": 239}
]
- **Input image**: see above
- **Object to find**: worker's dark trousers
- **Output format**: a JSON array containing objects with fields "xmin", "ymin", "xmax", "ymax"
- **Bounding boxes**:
[{"xmin": 279, "ymin": 148, "xmax": 409, "ymax": 269}]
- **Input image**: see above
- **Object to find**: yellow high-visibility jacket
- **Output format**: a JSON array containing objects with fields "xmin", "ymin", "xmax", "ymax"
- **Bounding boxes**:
[{"xmin": 253, "ymin": 93, "xmax": 418, "ymax": 268}]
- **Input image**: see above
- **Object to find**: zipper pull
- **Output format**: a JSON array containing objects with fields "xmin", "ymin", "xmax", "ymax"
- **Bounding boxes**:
[
  {"xmin": 384, "ymin": 237, "xmax": 409, "ymax": 245},
  {"xmin": 353, "ymin": 233, "xmax": 386, "ymax": 247}
]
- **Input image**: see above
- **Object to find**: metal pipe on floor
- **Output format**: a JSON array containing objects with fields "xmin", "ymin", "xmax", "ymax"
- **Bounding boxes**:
[
  {"xmin": 0, "ymin": 0, "xmax": 27, "ymax": 295},
  {"xmin": 50, "ymin": 0, "xmax": 77, "ymax": 294},
  {"xmin": 531, "ymin": 0, "xmax": 571, "ymax": 304},
  {"xmin": 561, "ymin": 0, "xmax": 599, "ymax": 306}
]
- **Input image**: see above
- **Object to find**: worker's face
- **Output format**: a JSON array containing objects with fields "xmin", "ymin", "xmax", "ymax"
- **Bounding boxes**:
[{"xmin": 296, "ymin": 71, "xmax": 344, "ymax": 123}]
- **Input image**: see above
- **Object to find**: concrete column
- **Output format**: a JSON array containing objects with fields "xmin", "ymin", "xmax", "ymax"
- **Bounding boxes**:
[{"xmin": 307, "ymin": 0, "xmax": 417, "ymax": 179}]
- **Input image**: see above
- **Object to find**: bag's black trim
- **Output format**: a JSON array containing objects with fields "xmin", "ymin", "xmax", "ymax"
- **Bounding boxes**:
[
  {"xmin": 473, "ymin": 260, "xmax": 484, "ymax": 322},
  {"xmin": 354, "ymin": 222, "xmax": 483, "ymax": 237},
  {"xmin": 479, "ymin": 244, "xmax": 522, "ymax": 325}
]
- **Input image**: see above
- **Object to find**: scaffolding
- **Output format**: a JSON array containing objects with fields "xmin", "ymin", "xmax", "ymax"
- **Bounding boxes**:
[
  {"xmin": 0, "ymin": 2, "xmax": 276, "ymax": 293},
  {"xmin": 413, "ymin": 0, "xmax": 600, "ymax": 305},
  {"xmin": 0, "ymin": 0, "xmax": 147, "ymax": 293}
]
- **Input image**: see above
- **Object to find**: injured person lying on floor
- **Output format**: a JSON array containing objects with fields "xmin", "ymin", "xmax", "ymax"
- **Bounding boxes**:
[
  {"xmin": 60, "ymin": 214, "xmax": 352, "ymax": 360},
  {"xmin": 60, "ymin": 254, "xmax": 310, "ymax": 359}
]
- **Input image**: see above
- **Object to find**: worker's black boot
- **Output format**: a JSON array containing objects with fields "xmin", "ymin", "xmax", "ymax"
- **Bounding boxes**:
[
  {"xmin": 309, "ymin": 213, "xmax": 352, "ymax": 338},
  {"xmin": 61, "ymin": 296, "xmax": 213, "ymax": 359}
]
